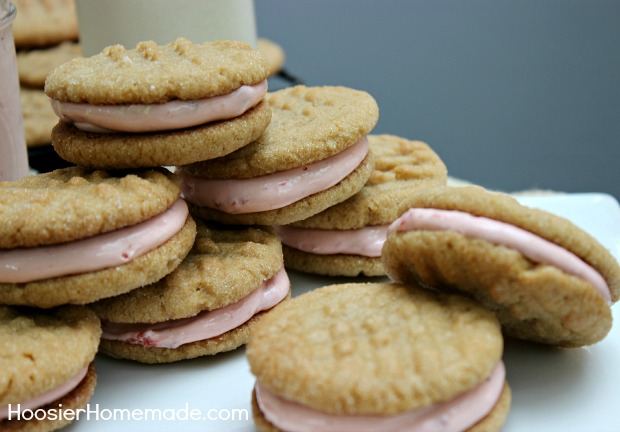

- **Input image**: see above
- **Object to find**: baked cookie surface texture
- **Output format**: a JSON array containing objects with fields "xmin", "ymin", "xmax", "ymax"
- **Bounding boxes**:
[
  {"xmin": 0, "ymin": 305, "xmax": 100, "ymax": 431},
  {"xmin": 383, "ymin": 186, "xmax": 620, "ymax": 347},
  {"xmin": 247, "ymin": 282, "xmax": 510, "ymax": 432},
  {"xmin": 91, "ymin": 221, "xmax": 290, "ymax": 363},
  {"xmin": 0, "ymin": 167, "xmax": 196, "ymax": 307},
  {"xmin": 180, "ymin": 85, "xmax": 379, "ymax": 226},
  {"xmin": 45, "ymin": 38, "xmax": 272, "ymax": 168},
  {"xmin": 277, "ymin": 134, "xmax": 447, "ymax": 277}
]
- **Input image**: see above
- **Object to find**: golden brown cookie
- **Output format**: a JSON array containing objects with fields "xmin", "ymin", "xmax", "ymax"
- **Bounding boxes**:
[
  {"xmin": 247, "ymin": 282, "xmax": 509, "ymax": 431},
  {"xmin": 45, "ymin": 39, "xmax": 269, "ymax": 104},
  {"xmin": 257, "ymin": 38, "xmax": 285, "ymax": 76},
  {"xmin": 20, "ymin": 87, "xmax": 57, "ymax": 147},
  {"xmin": 277, "ymin": 134, "xmax": 447, "ymax": 277},
  {"xmin": 382, "ymin": 186, "xmax": 620, "ymax": 347},
  {"xmin": 180, "ymin": 85, "xmax": 379, "ymax": 226},
  {"xmin": 45, "ymin": 38, "xmax": 272, "ymax": 168},
  {"xmin": 12, "ymin": 0, "xmax": 78, "ymax": 48},
  {"xmin": 17, "ymin": 41, "xmax": 81, "ymax": 88},
  {"xmin": 90, "ymin": 222, "xmax": 290, "ymax": 363},
  {"xmin": 0, "ymin": 305, "xmax": 99, "ymax": 431},
  {"xmin": 0, "ymin": 167, "xmax": 197, "ymax": 307}
]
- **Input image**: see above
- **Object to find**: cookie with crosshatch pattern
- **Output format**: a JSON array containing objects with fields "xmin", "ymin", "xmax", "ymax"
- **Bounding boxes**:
[
  {"xmin": 0, "ymin": 166, "xmax": 196, "ymax": 307},
  {"xmin": 247, "ymin": 282, "xmax": 510, "ymax": 432},
  {"xmin": 90, "ymin": 221, "xmax": 290, "ymax": 363},
  {"xmin": 179, "ymin": 85, "xmax": 378, "ymax": 226},
  {"xmin": 45, "ymin": 38, "xmax": 272, "ymax": 168}
]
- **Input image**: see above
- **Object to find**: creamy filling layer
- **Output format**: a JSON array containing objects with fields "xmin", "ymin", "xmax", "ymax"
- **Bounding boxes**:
[
  {"xmin": 389, "ymin": 208, "xmax": 612, "ymax": 303},
  {"xmin": 101, "ymin": 267, "xmax": 290, "ymax": 349},
  {"xmin": 255, "ymin": 362, "xmax": 505, "ymax": 432},
  {"xmin": 50, "ymin": 80, "xmax": 268, "ymax": 133},
  {"xmin": 0, "ymin": 199, "xmax": 189, "ymax": 283},
  {"xmin": 180, "ymin": 137, "xmax": 369, "ymax": 214},
  {"xmin": 276, "ymin": 225, "xmax": 389, "ymax": 257},
  {"xmin": 0, "ymin": 365, "xmax": 88, "ymax": 421}
]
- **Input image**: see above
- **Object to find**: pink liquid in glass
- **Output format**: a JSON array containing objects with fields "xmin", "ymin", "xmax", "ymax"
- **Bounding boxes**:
[{"xmin": 0, "ymin": 0, "xmax": 28, "ymax": 181}]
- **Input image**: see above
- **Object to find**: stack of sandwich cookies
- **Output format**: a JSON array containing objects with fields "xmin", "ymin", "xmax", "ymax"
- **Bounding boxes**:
[
  {"xmin": 13, "ymin": 2, "xmax": 81, "ymax": 155},
  {"xmin": 45, "ymin": 38, "xmax": 272, "ymax": 168},
  {"xmin": 277, "ymin": 134, "xmax": 447, "ymax": 277},
  {"xmin": 382, "ymin": 186, "xmax": 620, "ymax": 347},
  {"xmin": 179, "ymin": 85, "xmax": 378, "ymax": 226},
  {"xmin": 247, "ymin": 282, "xmax": 510, "ymax": 432},
  {"xmin": 0, "ymin": 305, "xmax": 100, "ymax": 431},
  {"xmin": 0, "ymin": 167, "xmax": 196, "ymax": 308},
  {"xmin": 90, "ymin": 221, "xmax": 290, "ymax": 363}
]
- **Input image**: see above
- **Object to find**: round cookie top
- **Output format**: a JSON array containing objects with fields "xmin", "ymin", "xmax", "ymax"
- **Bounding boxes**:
[
  {"xmin": 91, "ymin": 221, "xmax": 283, "ymax": 323},
  {"xmin": 0, "ymin": 305, "xmax": 100, "ymax": 405},
  {"xmin": 398, "ymin": 186, "xmax": 620, "ymax": 302},
  {"xmin": 0, "ymin": 167, "xmax": 180, "ymax": 249},
  {"xmin": 45, "ymin": 38, "xmax": 270, "ymax": 104},
  {"xmin": 291, "ymin": 134, "xmax": 447, "ymax": 229},
  {"xmin": 247, "ymin": 282, "xmax": 502, "ymax": 416},
  {"xmin": 181, "ymin": 85, "xmax": 379, "ymax": 179}
]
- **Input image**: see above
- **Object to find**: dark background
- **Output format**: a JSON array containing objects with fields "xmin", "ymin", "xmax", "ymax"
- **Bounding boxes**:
[{"xmin": 255, "ymin": 0, "xmax": 620, "ymax": 199}]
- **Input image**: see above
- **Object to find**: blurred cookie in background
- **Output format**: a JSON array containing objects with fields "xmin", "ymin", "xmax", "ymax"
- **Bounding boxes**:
[
  {"xmin": 17, "ymin": 41, "xmax": 81, "ymax": 88},
  {"xmin": 12, "ymin": 0, "xmax": 78, "ymax": 49}
]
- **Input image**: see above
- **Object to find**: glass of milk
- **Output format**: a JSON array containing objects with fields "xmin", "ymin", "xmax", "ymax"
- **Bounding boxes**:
[
  {"xmin": 0, "ymin": 0, "xmax": 29, "ymax": 181},
  {"xmin": 76, "ymin": 0, "xmax": 258, "ymax": 57}
]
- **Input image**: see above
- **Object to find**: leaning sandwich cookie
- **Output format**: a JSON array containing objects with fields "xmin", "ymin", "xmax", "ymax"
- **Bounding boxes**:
[
  {"xmin": 179, "ymin": 85, "xmax": 378, "ymax": 226},
  {"xmin": 0, "ymin": 167, "xmax": 196, "ymax": 308},
  {"xmin": 382, "ymin": 186, "xmax": 620, "ymax": 347},
  {"xmin": 0, "ymin": 305, "xmax": 100, "ymax": 431},
  {"xmin": 276, "ymin": 134, "xmax": 447, "ymax": 277},
  {"xmin": 247, "ymin": 282, "xmax": 510, "ymax": 432},
  {"xmin": 45, "ymin": 38, "xmax": 272, "ymax": 168},
  {"xmin": 90, "ymin": 221, "xmax": 290, "ymax": 363}
]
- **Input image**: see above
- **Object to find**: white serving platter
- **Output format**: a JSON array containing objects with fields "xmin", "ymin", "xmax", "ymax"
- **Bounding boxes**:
[{"xmin": 65, "ymin": 192, "xmax": 620, "ymax": 432}]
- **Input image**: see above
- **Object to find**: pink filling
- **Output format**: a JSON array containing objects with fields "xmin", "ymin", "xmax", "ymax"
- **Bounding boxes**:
[
  {"xmin": 180, "ymin": 137, "xmax": 369, "ymax": 214},
  {"xmin": 50, "ymin": 80, "xmax": 268, "ymax": 133},
  {"xmin": 0, "ymin": 199, "xmax": 188, "ymax": 283},
  {"xmin": 255, "ymin": 362, "xmax": 505, "ymax": 432},
  {"xmin": 390, "ymin": 208, "xmax": 612, "ymax": 303},
  {"xmin": 101, "ymin": 267, "xmax": 290, "ymax": 349},
  {"xmin": 0, "ymin": 366, "xmax": 88, "ymax": 421},
  {"xmin": 275, "ymin": 225, "xmax": 389, "ymax": 257}
]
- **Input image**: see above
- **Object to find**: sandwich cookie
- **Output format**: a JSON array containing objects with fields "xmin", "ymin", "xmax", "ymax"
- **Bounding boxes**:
[
  {"xmin": 90, "ymin": 221, "xmax": 290, "ymax": 363},
  {"xmin": 0, "ymin": 167, "xmax": 196, "ymax": 308},
  {"xmin": 12, "ymin": 0, "xmax": 78, "ymax": 49},
  {"xmin": 179, "ymin": 85, "xmax": 378, "ymax": 226},
  {"xmin": 247, "ymin": 282, "xmax": 510, "ymax": 432},
  {"xmin": 276, "ymin": 134, "xmax": 447, "ymax": 277},
  {"xmin": 0, "ymin": 305, "xmax": 100, "ymax": 431},
  {"xmin": 45, "ymin": 38, "xmax": 272, "ymax": 168},
  {"xmin": 382, "ymin": 186, "xmax": 620, "ymax": 347}
]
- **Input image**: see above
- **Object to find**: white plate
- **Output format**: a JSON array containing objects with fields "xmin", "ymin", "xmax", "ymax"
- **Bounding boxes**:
[{"xmin": 65, "ymin": 193, "xmax": 620, "ymax": 432}]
